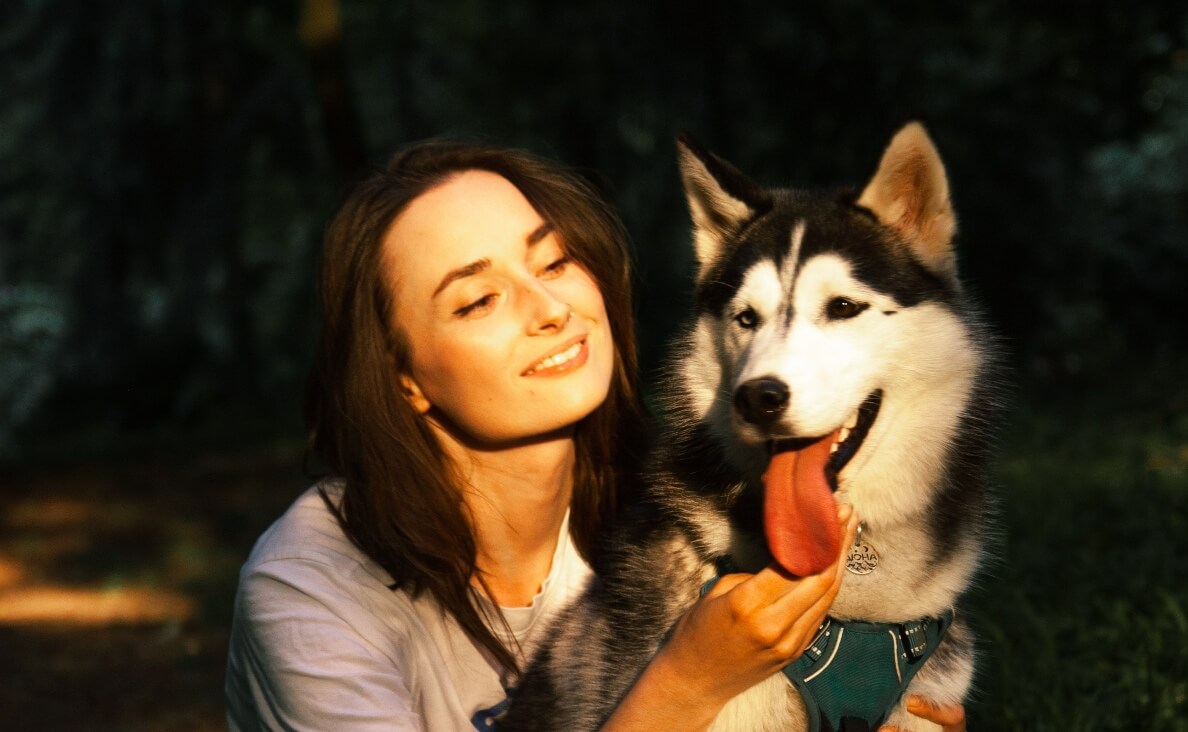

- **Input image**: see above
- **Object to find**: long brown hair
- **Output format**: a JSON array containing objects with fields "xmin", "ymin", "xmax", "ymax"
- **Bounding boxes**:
[{"xmin": 305, "ymin": 139, "xmax": 647, "ymax": 674}]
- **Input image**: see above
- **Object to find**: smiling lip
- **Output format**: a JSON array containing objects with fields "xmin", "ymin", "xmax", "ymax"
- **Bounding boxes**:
[{"xmin": 523, "ymin": 334, "xmax": 589, "ymax": 376}]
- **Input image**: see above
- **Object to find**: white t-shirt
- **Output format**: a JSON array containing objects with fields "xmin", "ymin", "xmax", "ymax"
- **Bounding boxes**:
[{"xmin": 224, "ymin": 480, "xmax": 592, "ymax": 731}]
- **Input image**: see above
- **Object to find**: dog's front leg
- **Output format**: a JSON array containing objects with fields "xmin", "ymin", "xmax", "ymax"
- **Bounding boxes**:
[{"xmin": 881, "ymin": 616, "xmax": 975, "ymax": 732}]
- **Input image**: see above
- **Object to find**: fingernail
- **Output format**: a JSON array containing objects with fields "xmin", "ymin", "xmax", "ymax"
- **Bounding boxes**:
[{"xmin": 837, "ymin": 503, "xmax": 853, "ymax": 521}]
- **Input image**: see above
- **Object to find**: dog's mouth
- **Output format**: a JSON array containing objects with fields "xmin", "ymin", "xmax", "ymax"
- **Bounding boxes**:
[
  {"xmin": 826, "ymin": 390, "xmax": 882, "ymax": 491},
  {"xmin": 768, "ymin": 390, "xmax": 882, "ymax": 490},
  {"xmin": 762, "ymin": 390, "xmax": 882, "ymax": 576}
]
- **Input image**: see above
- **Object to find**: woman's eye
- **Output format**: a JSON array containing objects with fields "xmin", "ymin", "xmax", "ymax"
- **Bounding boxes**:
[
  {"xmin": 540, "ymin": 256, "xmax": 570, "ymax": 278},
  {"xmin": 734, "ymin": 308, "xmax": 760, "ymax": 329},
  {"xmin": 826, "ymin": 297, "xmax": 868, "ymax": 320},
  {"xmin": 454, "ymin": 294, "xmax": 497, "ymax": 317}
]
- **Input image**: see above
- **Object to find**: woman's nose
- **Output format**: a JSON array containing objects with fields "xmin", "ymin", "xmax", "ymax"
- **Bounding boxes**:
[{"xmin": 525, "ymin": 281, "xmax": 571, "ymax": 334}]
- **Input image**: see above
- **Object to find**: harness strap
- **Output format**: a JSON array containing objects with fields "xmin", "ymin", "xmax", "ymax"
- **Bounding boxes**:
[
  {"xmin": 783, "ymin": 610, "xmax": 953, "ymax": 732},
  {"xmin": 699, "ymin": 573, "xmax": 953, "ymax": 732}
]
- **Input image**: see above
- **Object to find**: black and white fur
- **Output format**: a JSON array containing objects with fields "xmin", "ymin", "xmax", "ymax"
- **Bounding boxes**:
[{"xmin": 501, "ymin": 123, "xmax": 1000, "ymax": 731}]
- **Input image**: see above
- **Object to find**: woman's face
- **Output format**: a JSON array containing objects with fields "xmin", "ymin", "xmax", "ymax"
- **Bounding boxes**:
[{"xmin": 382, "ymin": 170, "xmax": 615, "ymax": 445}]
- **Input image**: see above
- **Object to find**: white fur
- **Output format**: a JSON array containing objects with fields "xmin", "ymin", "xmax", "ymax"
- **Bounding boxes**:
[
  {"xmin": 737, "ymin": 254, "xmax": 903, "ymax": 436},
  {"xmin": 709, "ymin": 674, "xmax": 806, "ymax": 732},
  {"xmin": 733, "ymin": 260, "xmax": 785, "ymax": 334},
  {"xmin": 680, "ymin": 316, "xmax": 727, "ymax": 422},
  {"xmin": 681, "ymin": 496, "xmax": 738, "ymax": 555},
  {"xmin": 697, "ymin": 249, "xmax": 986, "ymax": 621},
  {"xmin": 782, "ymin": 221, "xmax": 807, "ymax": 294}
]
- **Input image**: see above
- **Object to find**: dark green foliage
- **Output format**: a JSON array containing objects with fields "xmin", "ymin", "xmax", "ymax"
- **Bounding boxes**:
[
  {"xmin": 3, "ymin": 1, "xmax": 1186, "ymax": 449},
  {"xmin": 1, "ymin": 0, "xmax": 331, "ymax": 444}
]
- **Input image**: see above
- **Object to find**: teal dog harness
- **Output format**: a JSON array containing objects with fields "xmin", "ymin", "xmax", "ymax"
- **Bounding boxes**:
[{"xmin": 702, "ymin": 575, "xmax": 952, "ymax": 732}]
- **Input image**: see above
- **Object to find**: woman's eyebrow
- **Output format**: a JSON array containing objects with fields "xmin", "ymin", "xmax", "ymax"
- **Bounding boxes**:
[
  {"xmin": 433, "ymin": 258, "xmax": 490, "ymax": 297},
  {"xmin": 432, "ymin": 223, "xmax": 554, "ymax": 298},
  {"xmin": 527, "ymin": 222, "xmax": 554, "ymax": 246}
]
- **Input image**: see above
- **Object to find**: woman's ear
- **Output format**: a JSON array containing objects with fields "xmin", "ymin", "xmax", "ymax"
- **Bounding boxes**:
[{"xmin": 399, "ymin": 374, "xmax": 432, "ymax": 415}]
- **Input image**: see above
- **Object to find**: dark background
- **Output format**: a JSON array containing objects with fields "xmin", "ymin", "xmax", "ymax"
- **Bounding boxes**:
[{"xmin": 1, "ymin": 1, "xmax": 1185, "ymax": 729}]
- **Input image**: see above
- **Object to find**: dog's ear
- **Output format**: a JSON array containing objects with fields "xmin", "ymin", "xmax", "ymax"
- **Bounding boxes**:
[
  {"xmin": 857, "ymin": 123, "xmax": 959, "ymax": 284},
  {"xmin": 677, "ymin": 134, "xmax": 770, "ymax": 280}
]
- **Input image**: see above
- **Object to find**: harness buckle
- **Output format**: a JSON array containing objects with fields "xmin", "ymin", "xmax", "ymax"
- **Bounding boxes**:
[
  {"xmin": 802, "ymin": 619, "xmax": 833, "ymax": 664},
  {"xmin": 899, "ymin": 620, "xmax": 929, "ymax": 663}
]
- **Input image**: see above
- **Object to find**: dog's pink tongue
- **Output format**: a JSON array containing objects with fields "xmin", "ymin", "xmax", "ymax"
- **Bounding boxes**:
[{"xmin": 763, "ymin": 432, "xmax": 841, "ymax": 576}]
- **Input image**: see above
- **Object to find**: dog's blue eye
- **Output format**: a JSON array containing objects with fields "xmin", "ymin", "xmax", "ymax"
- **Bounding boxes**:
[
  {"xmin": 734, "ymin": 308, "xmax": 760, "ymax": 329},
  {"xmin": 826, "ymin": 297, "xmax": 868, "ymax": 320}
]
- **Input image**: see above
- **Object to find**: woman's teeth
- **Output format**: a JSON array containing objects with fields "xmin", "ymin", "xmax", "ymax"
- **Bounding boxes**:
[{"xmin": 526, "ymin": 341, "xmax": 582, "ymax": 374}]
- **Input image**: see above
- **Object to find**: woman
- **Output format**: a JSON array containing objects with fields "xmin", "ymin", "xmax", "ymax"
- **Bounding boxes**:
[{"xmin": 224, "ymin": 139, "xmax": 964, "ymax": 731}]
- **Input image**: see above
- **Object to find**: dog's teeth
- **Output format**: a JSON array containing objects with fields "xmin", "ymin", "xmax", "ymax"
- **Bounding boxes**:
[
  {"xmin": 843, "ymin": 412, "xmax": 859, "ymax": 430},
  {"xmin": 838, "ymin": 426, "xmax": 851, "ymax": 443},
  {"xmin": 830, "ymin": 442, "xmax": 839, "ymax": 454}
]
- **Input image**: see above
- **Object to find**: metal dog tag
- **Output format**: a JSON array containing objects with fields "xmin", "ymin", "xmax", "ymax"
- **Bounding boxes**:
[{"xmin": 846, "ymin": 524, "xmax": 879, "ymax": 575}]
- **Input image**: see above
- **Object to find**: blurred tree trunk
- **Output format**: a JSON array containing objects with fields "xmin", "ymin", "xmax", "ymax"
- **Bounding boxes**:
[{"xmin": 300, "ymin": 0, "xmax": 368, "ymax": 181}]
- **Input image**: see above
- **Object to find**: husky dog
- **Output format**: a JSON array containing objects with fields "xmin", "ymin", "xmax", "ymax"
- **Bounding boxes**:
[{"xmin": 501, "ymin": 123, "xmax": 999, "ymax": 732}]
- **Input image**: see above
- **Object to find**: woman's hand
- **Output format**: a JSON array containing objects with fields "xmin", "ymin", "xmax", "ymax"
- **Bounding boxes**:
[
  {"xmin": 602, "ymin": 505, "xmax": 858, "ymax": 730},
  {"xmin": 877, "ymin": 695, "xmax": 967, "ymax": 732},
  {"xmin": 673, "ymin": 504, "xmax": 857, "ymax": 703}
]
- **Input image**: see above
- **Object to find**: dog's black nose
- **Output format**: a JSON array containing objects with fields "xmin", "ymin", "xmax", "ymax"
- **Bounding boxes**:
[{"xmin": 734, "ymin": 377, "xmax": 790, "ymax": 427}]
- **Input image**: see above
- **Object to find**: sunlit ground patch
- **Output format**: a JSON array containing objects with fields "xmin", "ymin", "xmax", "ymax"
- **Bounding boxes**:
[
  {"xmin": 6, "ymin": 496, "xmax": 141, "ymax": 530},
  {"xmin": 0, "ymin": 557, "xmax": 23, "ymax": 588},
  {"xmin": 1, "ymin": 493, "xmax": 211, "ymax": 627},
  {"xmin": 0, "ymin": 585, "xmax": 194, "ymax": 625}
]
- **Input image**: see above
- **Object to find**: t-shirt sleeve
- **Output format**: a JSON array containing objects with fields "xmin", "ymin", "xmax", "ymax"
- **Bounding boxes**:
[{"xmin": 225, "ymin": 560, "xmax": 422, "ymax": 731}]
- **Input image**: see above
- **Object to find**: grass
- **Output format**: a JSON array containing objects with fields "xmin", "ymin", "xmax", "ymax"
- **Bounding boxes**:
[
  {"xmin": 1, "ymin": 368, "xmax": 1185, "ymax": 729},
  {"xmin": 965, "ymin": 374, "xmax": 1188, "ymax": 730}
]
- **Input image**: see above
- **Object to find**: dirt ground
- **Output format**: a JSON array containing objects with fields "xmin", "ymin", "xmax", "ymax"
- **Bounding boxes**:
[{"xmin": 1, "ymin": 443, "xmax": 307, "ymax": 731}]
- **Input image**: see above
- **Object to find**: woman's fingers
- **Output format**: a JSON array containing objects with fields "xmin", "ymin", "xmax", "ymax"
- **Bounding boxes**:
[
  {"xmin": 710, "ymin": 503, "xmax": 853, "ymax": 592},
  {"xmin": 702, "ymin": 571, "xmax": 749, "ymax": 599},
  {"xmin": 878, "ymin": 697, "xmax": 967, "ymax": 732},
  {"xmin": 658, "ymin": 504, "xmax": 860, "ymax": 708},
  {"xmin": 906, "ymin": 696, "xmax": 966, "ymax": 729},
  {"xmin": 709, "ymin": 507, "xmax": 858, "ymax": 660},
  {"xmin": 767, "ymin": 509, "xmax": 857, "ymax": 653},
  {"xmin": 735, "ymin": 504, "xmax": 856, "ymax": 601}
]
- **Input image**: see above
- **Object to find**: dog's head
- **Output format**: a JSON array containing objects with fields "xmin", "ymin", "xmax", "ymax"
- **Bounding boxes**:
[{"xmin": 673, "ymin": 124, "xmax": 983, "ymax": 527}]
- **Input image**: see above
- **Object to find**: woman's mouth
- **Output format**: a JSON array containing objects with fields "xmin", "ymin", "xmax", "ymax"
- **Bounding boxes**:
[{"xmin": 523, "ymin": 337, "xmax": 588, "ymax": 376}]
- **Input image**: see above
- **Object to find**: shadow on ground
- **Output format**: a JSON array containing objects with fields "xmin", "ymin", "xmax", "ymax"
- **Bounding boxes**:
[{"xmin": 0, "ymin": 444, "xmax": 307, "ymax": 731}]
